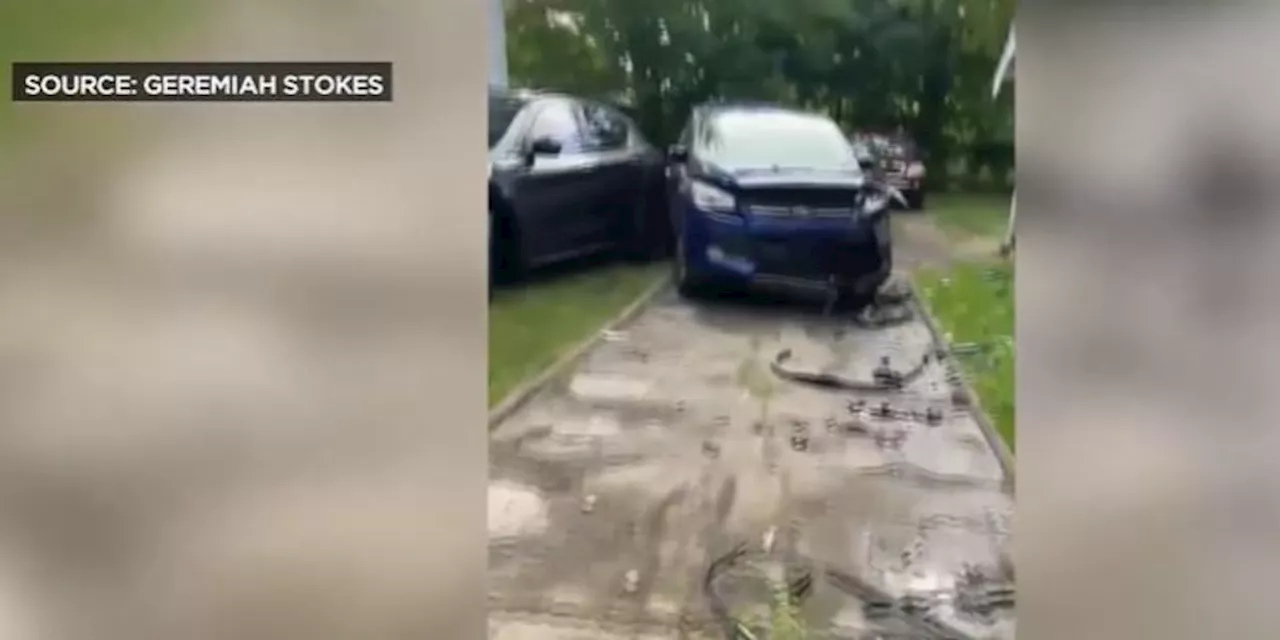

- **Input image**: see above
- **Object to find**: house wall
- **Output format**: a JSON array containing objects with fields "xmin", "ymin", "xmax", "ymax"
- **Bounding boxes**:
[{"xmin": 489, "ymin": 0, "xmax": 508, "ymax": 88}]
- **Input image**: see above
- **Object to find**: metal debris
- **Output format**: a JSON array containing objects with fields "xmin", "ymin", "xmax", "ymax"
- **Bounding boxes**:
[
  {"xmin": 925, "ymin": 406, "xmax": 944, "ymax": 425},
  {"xmin": 790, "ymin": 420, "xmax": 810, "ymax": 452},
  {"xmin": 955, "ymin": 564, "xmax": 1015, "ymax": 617},
  {"xmin": 872, "ymin": 401, "xmax": 894, "ymax": 418},
  {"xmin": 872, "ymin": 356, "xmax": 897, "ymax": 386}
]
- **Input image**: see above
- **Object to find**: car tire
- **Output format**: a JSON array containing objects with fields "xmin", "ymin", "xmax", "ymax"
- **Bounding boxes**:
[
  {"xmin": 489, "ymin": 206, "xmax": 526, "ymax": 290},
  {"xmin": 673, "ymin": 232, "xmax": 711, "ymax": 298}
]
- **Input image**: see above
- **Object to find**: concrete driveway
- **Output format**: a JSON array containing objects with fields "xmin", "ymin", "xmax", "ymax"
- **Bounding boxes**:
[{"xmin": 488, "ymin": 286, "xmax": 1015, "ymax": 639}]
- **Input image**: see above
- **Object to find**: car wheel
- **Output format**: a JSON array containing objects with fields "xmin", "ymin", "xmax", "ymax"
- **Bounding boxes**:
[
  {"xmin": 673, "ymin": 232, "xmax": 710, "ymax": 298},
  {"xmin": 489, "ymin": 207, "xmax": 526, "ymax": 288},
  {"xmin": 488, "ymin": 213, "xmax": 498, "ymax": 300}
]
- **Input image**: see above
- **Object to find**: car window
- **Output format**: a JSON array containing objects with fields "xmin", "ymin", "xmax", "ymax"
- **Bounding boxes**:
[
  {"xmin": 526, "ymin": 100, "xmax": 584, "ymax": 153},
  {"xmin": 579, "ymin": 102, "xmax": 629, "ymax": 152},
  {"xmin": 703, "ymin": 111, "xmax": 861, "ymax": 173}
]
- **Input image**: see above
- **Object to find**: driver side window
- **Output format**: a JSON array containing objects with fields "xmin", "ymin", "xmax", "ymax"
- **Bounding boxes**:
[{"xmin": 525, "ymin": 101, "xmax": 584, "ymax": 154}]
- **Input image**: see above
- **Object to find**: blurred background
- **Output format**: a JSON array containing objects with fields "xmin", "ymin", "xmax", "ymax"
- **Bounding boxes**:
[
  {"xmin": 0, "ymin": 1, "xmax": 487, "ymax": 639},
  {"xmin": 1020, "ymin": 3, "xmax": 1280, "ymax": 639},
  {"xmin": 500, "ymin": 0, "xmax": 1015, "ymax": 194}
]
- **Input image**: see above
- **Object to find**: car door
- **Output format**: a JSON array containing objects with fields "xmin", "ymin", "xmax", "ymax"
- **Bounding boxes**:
[
  {"xmin": 509, "ymin": 98, "xmax": 596, "ymax": 262},
  {"xmin": 576, "ymin": 101, "xmax": 638, "ymax": 245}
]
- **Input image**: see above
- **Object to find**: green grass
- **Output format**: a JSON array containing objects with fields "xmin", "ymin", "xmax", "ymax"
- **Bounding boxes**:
[
  {"xmin": 488, "ymin": 263, "xmax": 666, "ymax": 406},
  {"xmin": 928, "ymin": 192, "xmax": 1013, "ymax": 241},
  {"xmin": 915, "ymin": 260, "xmax": 1015, "ymax": 450}
]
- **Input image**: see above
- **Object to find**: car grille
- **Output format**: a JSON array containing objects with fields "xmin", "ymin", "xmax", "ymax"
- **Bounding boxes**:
[
  {"xmin": 753, "ymin": 237, "xmax": 885, "ymax": 280},
  {"xmin": 741, "ymin": 187, "xmax": 859, "ymax": 218}
]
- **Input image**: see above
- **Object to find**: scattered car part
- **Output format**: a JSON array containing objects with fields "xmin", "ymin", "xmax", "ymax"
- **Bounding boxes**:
[
  {"xmin": 771, "ymin": 347, "xmax": 937, "ymax": 392},
  {"xmin": 790, "ymin": 423, "xmax": 810, "ymax": 452},
  {"xmin": 925, "ymin": 406, "xmax": 944, "ymax": 425}
]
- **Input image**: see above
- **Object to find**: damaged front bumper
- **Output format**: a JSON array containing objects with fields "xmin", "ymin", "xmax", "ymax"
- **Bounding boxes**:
[{"xmin": 692, "ymin": 212, "xmax": 892, "ymax": 297}]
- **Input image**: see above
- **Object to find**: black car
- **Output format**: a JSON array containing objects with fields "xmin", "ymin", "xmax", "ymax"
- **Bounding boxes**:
[
  {"xmin": 665, "ymin": 102, "xmax": 897, "ymax": 303},
  {"xmin": 488, "ymin": 87, "xmax": 670, "ymax": 287}
]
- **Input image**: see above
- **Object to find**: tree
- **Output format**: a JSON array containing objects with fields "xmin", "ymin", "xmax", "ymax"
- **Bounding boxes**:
[{"xmin": 504, "ymin": 0, "xmax": 1014, "ymax": 187}]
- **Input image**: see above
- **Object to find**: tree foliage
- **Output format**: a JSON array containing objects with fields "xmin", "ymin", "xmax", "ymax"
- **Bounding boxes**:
[{"xmin": 503, "ymin": 0, "xmax": 1014, "ymax": 189}]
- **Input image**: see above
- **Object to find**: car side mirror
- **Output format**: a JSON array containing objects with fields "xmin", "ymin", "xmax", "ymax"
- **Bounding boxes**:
[
  {"xmin": 525, "ymin": 136, "xmax": 562, "ymax": 163},
  {"xmin": 857, "ymin": 157, "xmax": 876, "ymax": 171},
  {"xmin": 667, "ymin": 144, "xmax": 688, "ymax": 163}
]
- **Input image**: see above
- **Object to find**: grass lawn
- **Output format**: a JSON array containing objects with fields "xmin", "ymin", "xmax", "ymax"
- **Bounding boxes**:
[
  {"xmin": 915, "ymin": 259, "xmax": 1014, "ymax": 450},
  {"xmin": 928, "ymin": 192, "xmax": 1012, "ymax": 240},
  {"xmin": 488, "ymin": 262, "xmax": 666, "ymax": 406}
]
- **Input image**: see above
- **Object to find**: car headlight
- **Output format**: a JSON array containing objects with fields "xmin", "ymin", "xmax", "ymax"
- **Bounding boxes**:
[
  {"xmin": 690, "ymin": 180, "xmax": 737, "ymax": 212},
  {"xmin": 905, "ymin": 162, "xmax": 926, "ymax": 179}
]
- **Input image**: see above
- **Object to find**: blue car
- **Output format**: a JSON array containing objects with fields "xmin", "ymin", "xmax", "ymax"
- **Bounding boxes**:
[{"xmin": 666, "ymin": 103, "xmax": 897, "ymax": 303}]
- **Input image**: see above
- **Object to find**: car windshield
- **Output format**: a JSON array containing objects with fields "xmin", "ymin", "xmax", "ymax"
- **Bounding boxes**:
[
  {"xmin": 489, "ymin": 93, "xmax": 528, "ymax": 147},
  {"xmin": 703, "ymin": 111, "xmax": 861, "ymax": 174}
]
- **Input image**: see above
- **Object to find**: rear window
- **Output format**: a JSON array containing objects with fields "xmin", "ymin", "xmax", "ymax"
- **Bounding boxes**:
[{"xmin": 702, "ymin": 111, "xmax": 860, "ymax": 173}]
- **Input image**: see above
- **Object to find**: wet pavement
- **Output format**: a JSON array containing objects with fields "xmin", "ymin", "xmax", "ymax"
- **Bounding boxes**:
[{"xmin": 488, "ymin": 286, "xmax": 1015, "ymax": 639}]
